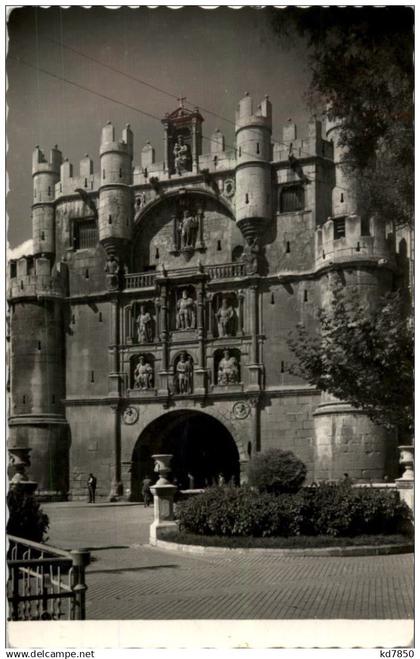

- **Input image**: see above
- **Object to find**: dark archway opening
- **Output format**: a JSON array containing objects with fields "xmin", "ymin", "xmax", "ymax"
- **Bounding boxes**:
[{"xmin": 130, "ymin": 410, "xmax": 240, "ymax": 500}]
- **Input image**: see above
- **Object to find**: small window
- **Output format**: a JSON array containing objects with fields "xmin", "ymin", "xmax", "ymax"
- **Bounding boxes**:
[
  {"xmin": 340, "ymin": 193, "xmax": 344, "ymax": 203},
  {"xmin": 270, "ymin": 293, "xmax": 275, "ymax": 305},
  {"xmin": 99, "ymin": 312, "xmax": 103, "ymax": 322},
  {"xmin": 286, "ymin": 241, "xmax": 291, "ymax": 254},
  {"xmin": 334, "ymin": 217, "xmax": 346, "ymax": 239},
  {"xmin": 102, "ymin": 169, "xmax": 105, "ymax": 179},
  {"xmin": 84, "ymin": 178, "xmax": 88, "ymax": 188},
  {"xmin": 217, "ymin": 240, "xmax": 222, "ymax": 251},
  {"xmin": 22, "ymin": 395, "xmax": 26, "ymax": 404},
  {"xmin": 34, "ymin": 189, "xmax": 37, "ymax": 199},
  {"xmin": 304, "ymin": 290, "xmax": 308, "ymax": 302},
  {"xmin": 90, "ymin": 370, "xmax": 95, "ymax": 383},
  {"xmin": 52, "ymin": 395, "xmax": 55, "ymax": 404},
  {"xmin": 10, "ymin": 262, "xmax": 16, "ymax": 278},
  {"xmin": 155, "ymin": 247, "xmax": 160, "ymax": 259},
  {"xmin": 48, "ymin": 186, "xmax": 51, "ymax": 196},
  {"xmin": 41, "ymin": 231, "xmax": 45, "ymax": 241},
  {"xmin": 119, "ymin": 168, "xmax": 122, "ymax": 178},
  {"xmin": 213, "ymin": 155, "xmax": 218, "ymax": 167},
  {"xmin": 60, "ymin": 183, "xmax": 62, "ymax": 193},
  {"xmin": 85, "ymin": 269, "xmax": 89, "ymax": 279},
  {"xmin": 281, "ymin": 361, "xmax": 285, "ymax": 373},
  {"xmin": 108, "ymin": 215, "xmax": 112, "ymax": 224},
  {"xmin": 256, "ymin": 142, "xmax": 260, "ymax": 154},
  {"xmin": 37, "ymin": 341, "xmax": 41, "ymax": 350},
  {"xmin": 245, "ymin": 193, "xmax": 249, "ymax": 204},
  {"xmin": 71, "ymin": 314, "xmax": 75, "ymax": 324},
  {"xmin": 280, "ymin": 185, "xmax": 304, "ymax": 213},
  {"xmin": 238, "ymin": 147, "xmax": 242, "ymax": 157}
]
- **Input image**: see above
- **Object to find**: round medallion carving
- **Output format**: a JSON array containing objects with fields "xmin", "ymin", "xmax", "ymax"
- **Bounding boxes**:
[
  {"xmin": 232, "ymin": 400, "xmax": 250, "ymax": 420},
  {"xmin": 223, "ymin": 179, "xmax": 235, "ymax": 198},
  {"xmin": 122, "ymin": 406, "xmax": 139, "ymax": 425}
]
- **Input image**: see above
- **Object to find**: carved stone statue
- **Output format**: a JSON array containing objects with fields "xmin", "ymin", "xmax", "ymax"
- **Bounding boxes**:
[
  {"xmin": 176, "ymin": 289, "xmax": 196, "ymax": 330},
  {"xmin": 134, "ymin": 192, "xmax": 146, "ymax": 221},
  {"xmin": 216, "ymin": 297, "xmax": 235, "ymax": 337},
  {"xmin": 217, "ymin": 349, "xmax": 239, "ymax": 385},
  {"xmin": 175, "ymin": 352, "xmax": 193, "ymax": 394},
  {"xmin": 242, "ymin": 237, "xmax": 261, "ymax": 275},
  {"xmin": 180, "ymin": 209, "xmax": 199, "ymax": 249},
  {"xmin": 173, "ymin": 135, "xmax": 190, "ymax": 175},
  {"xmin": 134, "ymin": 355, "xmax": 153, "ymax": 390},
  {"xmin": 136, "ymin": 305, "xmax": 153, "ymax": 343},
  {"xmin": 104, "ymin": 253, "xmax": 119, "ymax": 275}
]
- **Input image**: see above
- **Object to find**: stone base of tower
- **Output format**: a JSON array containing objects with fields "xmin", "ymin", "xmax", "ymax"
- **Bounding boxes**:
[
  {"xmin": 313, "ymin": 395, "xmax": 398, "ymax": 482},
  {"xmin": 8, "ymin": 420, "xmax": 70, "ymax": 501}
]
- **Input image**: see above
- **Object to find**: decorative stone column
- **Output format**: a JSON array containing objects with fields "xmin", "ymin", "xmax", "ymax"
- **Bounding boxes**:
[
  {"xmin": 157, "ymin": 282, "xmax": 170, "ymax": 395},
  {"xmin": 395, "ymin": 445, "xmax": 414, "ymax": 511},
  {"xmin": 247, "ymin": 284, "xmax": 261, "ymax": 391},
  {"xmin": 195, "ymin": 280, "xmax": 207, "ymax": 395},
  {"xmin": 109, "ymin": 403, "xmax": 123, "ymax": 501},
  {"xmin": 149, "ymin": 454, "xmax": 177, "ymax": 545}
]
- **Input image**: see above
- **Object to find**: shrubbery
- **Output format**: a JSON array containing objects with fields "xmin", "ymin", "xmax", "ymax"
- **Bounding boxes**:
[
  {"xmin": 6, "ymin": 489, "xmax": 49, "ymax": 543},
  {"xmin": 247, "ymin": 449, "xmax": 307, "ymax": 494},
  {"xmin": 177, "ymin": 484, "xmax": 412, "ymax": 538}
]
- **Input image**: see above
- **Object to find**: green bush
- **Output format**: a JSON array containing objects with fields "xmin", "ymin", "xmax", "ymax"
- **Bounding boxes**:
[
  {"xmin": 6, "ymin": 489, "xmax": 49, "ymax": 543},
  {"xmin": 177, "ymin": 484, "xmax": 412, "ymax": 538},
  {"xmin": 247, "ymin": 449, "xmax": 307, "ymax": 494}
]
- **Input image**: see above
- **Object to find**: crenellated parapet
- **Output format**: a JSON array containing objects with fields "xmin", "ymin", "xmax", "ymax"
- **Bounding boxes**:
[
  {"xmin": 7, "ymin": 255, "xmax": 68, "ymax": 301},
  {"xmin": 56, "ymin": 156, "xmax": 101, "ymax": 197},
  {"xmin": 273, "ymin": 118, "xmax": 333, "ymax": 163},
  {"xmin": 315, "ymin": 214, "xmax": 394, "ymax": 271}
]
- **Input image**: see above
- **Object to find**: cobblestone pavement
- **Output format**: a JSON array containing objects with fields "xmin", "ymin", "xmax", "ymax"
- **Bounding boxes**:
[{"xmin": 44, "ymin": 502, "xmax": 414, "ymax": 621}]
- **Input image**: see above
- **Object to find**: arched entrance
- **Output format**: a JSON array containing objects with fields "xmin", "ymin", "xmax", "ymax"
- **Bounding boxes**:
[{"xmin": 130, "ymin": 410, "xmax": 240, "ymax": 500}]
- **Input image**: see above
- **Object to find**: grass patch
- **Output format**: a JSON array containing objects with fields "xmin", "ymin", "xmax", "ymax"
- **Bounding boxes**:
[{"xmin": 165, "ymin": 531, "xmax": 412, "ymax": 549}]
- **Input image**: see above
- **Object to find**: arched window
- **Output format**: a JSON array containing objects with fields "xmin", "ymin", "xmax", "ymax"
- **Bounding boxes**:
[{"xmin": 280, "ymin": 185, "xmax": 304, "ymax": 213}]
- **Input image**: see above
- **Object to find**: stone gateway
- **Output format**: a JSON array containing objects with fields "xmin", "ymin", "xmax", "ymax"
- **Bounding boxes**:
[{"xmin": 7, "ymin": 93, "xmax": 404, "ymax": 501}]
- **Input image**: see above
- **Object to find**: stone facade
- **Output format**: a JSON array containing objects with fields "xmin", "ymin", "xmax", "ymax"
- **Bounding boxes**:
[{"xmin": 7, "ymin": 95, "xmax": 403, "ymax": 501}]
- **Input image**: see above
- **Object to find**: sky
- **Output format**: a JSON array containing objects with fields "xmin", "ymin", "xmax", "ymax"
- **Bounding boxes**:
[{"xmin": 6, "ymin": 6, "xmax": 312, "ymax": 249}]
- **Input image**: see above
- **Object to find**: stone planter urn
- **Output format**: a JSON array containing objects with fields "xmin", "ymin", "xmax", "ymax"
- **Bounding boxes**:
[
  {"xmin": 8, "ymin": 447, "xmax": 38, "ymax": 495},
  {"xmin": 149, "ymin": 453, "xmax": 177, "ymax": 545},
  {"xmin": 398, "ymin": 445, "xmax": 414, "ymax": 481}
]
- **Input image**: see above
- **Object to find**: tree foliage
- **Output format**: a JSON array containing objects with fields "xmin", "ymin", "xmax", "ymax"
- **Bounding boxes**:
[
  {"xmin": 270, "ymin": 6, "xmax": 414, "ymax": 228},
  {"xmin": 287, "ymin": 289, "xmax": 413, "ymax": 438},
  {"xmin": 7, "ymin": 489, "xmax": 49, "ymax": 543},
  {"xmin": 247, "ymin": 449, "xmax": 307, "ymax": 494}
]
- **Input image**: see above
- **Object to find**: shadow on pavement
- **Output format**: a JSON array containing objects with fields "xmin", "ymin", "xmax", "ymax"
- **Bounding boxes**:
[{"xmin": 88, "ymin": 564, "xmax": 179, "ymax": 575}]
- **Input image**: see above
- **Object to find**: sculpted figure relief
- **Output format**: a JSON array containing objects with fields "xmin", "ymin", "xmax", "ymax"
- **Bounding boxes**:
[
  {"xmin": 134, "ymin": 355, "xmax": 154, "ymax": 390},
  {"xmin": 242, "ymin": 236, "xmax": 261, "ymax": 275},
  {"xmin": 136, "ymin": 304, "xmax": 153, "ymax": 343},
  {"xmin": 216, "ymin": 297, "xmax": 235, "ymax": 337},
  {"xmin": 217, "ymin": 349, "xmax": 239, "ymax": 385},
  {"xmin": 175, "ymin": 352, "xmax": 193, "ymax": 394},
  {"xmin": 180, "ymin": 209, "xmax": 199, "ymax": 249},
  {"xmin": 173, "ymin": 135, "xmax": 190, "ymax": 175},
  {"xmin": 176, "ymin": 289, "xmax": 196, "ymax": 330},
  {"xmin": 104, "ymin": 253, "xmax": 119, "ymax": 275}
]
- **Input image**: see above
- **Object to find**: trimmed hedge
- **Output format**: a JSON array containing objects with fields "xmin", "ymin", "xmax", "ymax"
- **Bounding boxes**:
[
  {"xmin": 247, "ymin": 449, "xmax": 307, "ymax": 494},
  {"xmin": 177, "ymin": 484, "xmax": 412, "ymax": 538}
]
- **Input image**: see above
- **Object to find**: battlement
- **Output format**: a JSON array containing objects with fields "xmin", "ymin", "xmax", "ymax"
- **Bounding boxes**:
[
  {"xmin": 8, "ymin": 255, "xmax": 67, "ymax": 301},
  {"xmin": 235, "ymin": 93, "xmax": 272, "ymax": 131},
  {"xmin": 32, "ymin": 145, "xmax": 62, "ymax": 176},
  {"xmin": 55, "ymin": 157, "xmax": 100, "ymax": 197},
  {"xmin": 273, "ymin": 119, "xmax": 333, "ymax": 163},
  {"xmin": 99, "ymin": 122, "xmax": 133, "ymax": 157},
  {"xmin": 315, "ymin": 214, "xmax": 392, "ymax": 269}
]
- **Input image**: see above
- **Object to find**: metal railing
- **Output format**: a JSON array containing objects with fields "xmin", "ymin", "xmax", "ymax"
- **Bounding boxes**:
[
  {"xmin": 124, "ymin": 261, "xmax": 246, "ymax": 290},
  {"xmin": 7, "ymin": 535, "xmax": 90, "ymax": 621}
]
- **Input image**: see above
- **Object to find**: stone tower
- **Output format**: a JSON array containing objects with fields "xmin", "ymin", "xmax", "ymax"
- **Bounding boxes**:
[
  {"xmin": 235, "ymin": 93, "xmax": 273, "ymax": 240},
  {"xmin": 8, "ymin": 145, "xmax": 69, "ymax": 499},
  {"xmin": 312, "ymin": 117, "xmax": 397, "ymax": 481},
  {"xmin": 98, "ymin": 122, "xmax": 134, "ymax": 260}
]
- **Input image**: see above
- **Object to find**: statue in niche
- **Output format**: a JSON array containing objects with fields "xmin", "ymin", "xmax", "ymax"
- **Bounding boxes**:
[
  {"xmin": 217, "ymin": 349, "xmax": 239, "ymax": 385},
  {"xmin": 136, "ymin": 304, "xmax": 154, "ymax": 343},
  {"xmin": 134, "ymin": 355, "xmax": 154, "ymax": 390},
  {"xmin": 176, "ymin": 289, "xmax": 196, "ymax": 330},
  {"xmin": 216, "ymin": 296, "xmax": 236, "ymax": 337},
  {"xmin": 180, "ymin": 209, "xmax": 199, "ymax": 249},
  {"xmin": 173, "ymin": 135, "xmax": 190, "ymax": 175},
  {"xmin": 104, "ymin": 253, "xmax": 119, "ymax": 275},
  {"xmin": 175, "ymin": 352, "xmax": 193, "ymax": 394},
  {"xmin": 134, "ymin": 193, "xmax": 146, "ymax": 221},
  {"xmin": 242, "ymin": 236, "xmax": 261, "ymax": 275}
]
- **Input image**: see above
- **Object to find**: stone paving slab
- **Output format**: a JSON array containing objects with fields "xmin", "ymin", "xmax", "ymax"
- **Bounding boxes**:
[{"xmin": 43, "ymin": 502, "xmax": 414, "ymax": 621}]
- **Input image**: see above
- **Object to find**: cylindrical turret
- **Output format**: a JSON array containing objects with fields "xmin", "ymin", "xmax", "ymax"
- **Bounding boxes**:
[
  {"xmin": 32, "ymin": 145, "xmax": 62, "ymax": 255},
  {"xmin": 8, "ymin": 255, "xmax": 69, "ymax": 500},
  {"xmin": 235, "ymin": 93, "xmax": 273, "ymax": 240},
  {"xmin": 325, "ymin": 116, "xmax": 359, "ymax": 218},
  {"xmin": 98, "ymin": 122, "xmax": 133, "ymax": 256}
]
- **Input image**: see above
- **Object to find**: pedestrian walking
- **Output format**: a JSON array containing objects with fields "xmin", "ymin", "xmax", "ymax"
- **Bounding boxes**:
[
  {"xmin": 87, "ymin": 473, "xmax": 97, "ymax": 503},
  {"xmin": 142, "ymin": 475, "xmax": 153, "ymax": 507}
]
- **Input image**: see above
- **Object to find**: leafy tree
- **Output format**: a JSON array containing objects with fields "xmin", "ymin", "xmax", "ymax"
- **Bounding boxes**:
[
  {"xmin": 7, "ymin": 489, "xmax": 49, "ymax": 543},
  {"xmin": 287, "ymin": 288, "xmax": 413, "ymax": 439},
  {"xmin": 270, "ymin": 6, "xmax": 414, "ymax": 229},
  {"xmin": 247, "ymin": 449, "xmax": 307, "ymax": 494}
]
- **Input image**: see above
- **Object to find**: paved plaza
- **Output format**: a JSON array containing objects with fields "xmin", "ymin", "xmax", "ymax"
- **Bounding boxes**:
[{"xmin": 43, "ymin": 501, "xmax": 414, "ymax": 621}]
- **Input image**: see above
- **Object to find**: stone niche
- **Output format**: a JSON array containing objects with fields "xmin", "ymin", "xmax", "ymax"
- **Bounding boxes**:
[
  {"xmin": 211, "ymin": 292, "xmax": 239, "ymax": 338},
  {"xmin": 172, "ymin": 351, "xmax": 194, "ymax": 395},
  {"xmin": 130, "ymin": 353, "xmax": 156, "ymax": 394},
  {"xmin": 171, "ymin": 285, "xmax": 197, "ymax": 336},
  {"xmin": 213, "ymin": 348, "xmax": 242, "ymax": 391}
]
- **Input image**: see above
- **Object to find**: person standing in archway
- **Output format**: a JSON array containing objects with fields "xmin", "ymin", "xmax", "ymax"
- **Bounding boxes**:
[
  {"xmin": 142, "ymin": 475, "xmax": 153, "ymax": 507},
  {"xmin": 87, "ymin": 473, "xmax": 97, "ymax": 503}
]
